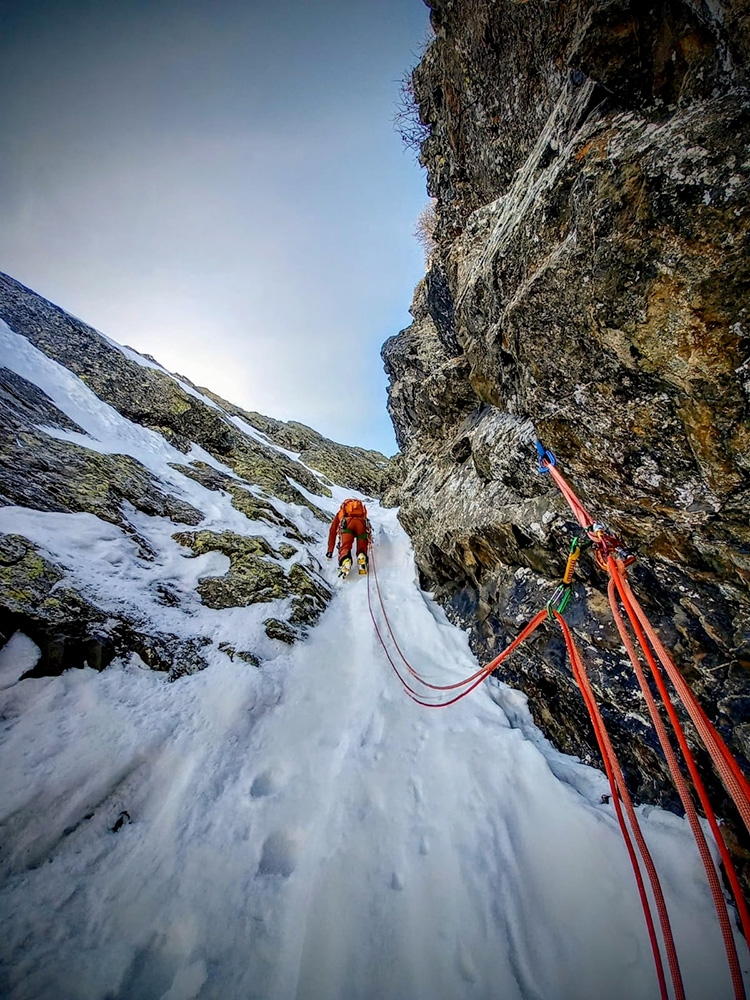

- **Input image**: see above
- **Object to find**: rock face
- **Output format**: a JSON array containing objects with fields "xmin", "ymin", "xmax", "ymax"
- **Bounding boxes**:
[
  {"xmin": 196, "ymin": 387, "xmax": 392, "ymax": 496},
  {"xmin": 384, "ymin": 0, "xmax": 750, "ymax": 864},
  {"xmin": 0, "ymin": 270, "xmax": 386, "ymax": 679},
  {"xmin": 172, "ymin": 529, "xmax": 331, "ymax": 637}
]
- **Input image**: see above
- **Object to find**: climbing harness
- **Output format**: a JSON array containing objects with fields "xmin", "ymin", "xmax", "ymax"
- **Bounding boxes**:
[{"xmin": 367, "ymin": 444, "xmax": 750, "ymax": 1000}]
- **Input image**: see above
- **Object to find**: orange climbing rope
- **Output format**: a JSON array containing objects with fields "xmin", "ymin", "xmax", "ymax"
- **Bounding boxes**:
[
  {"xmin": 618, "ymin": 568, "xmax": 750, "ymax": 835},
  {"xmin": 607, "ymin": 567, "xmax": 750, "ymax": 998},
  {"xmin": 555, "ymin": 611, "xmax": 682, "ymax": 1000},
  {"xmin": 367, "ymin": 443, "xmax": 750, "ymax": 1000},
  {"xmin": 366, "ymin": 544, "xmax": 548, "ymax": 706},
  {"xmin": 539, "ymin": 445, "xmax": 750, "ymax": 838},
  {"xmin": 536, "ymin": 442, "xmax": 749, "ymax": 1000}
]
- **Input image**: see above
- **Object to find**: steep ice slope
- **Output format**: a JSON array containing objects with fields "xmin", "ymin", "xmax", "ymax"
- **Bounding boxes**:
[{"xmin": 1, "ymin": 497, "xmax": 747, "ymax": 1000}]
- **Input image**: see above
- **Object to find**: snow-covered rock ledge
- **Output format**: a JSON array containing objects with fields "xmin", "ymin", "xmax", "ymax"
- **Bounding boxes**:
[{"xmin": 0, "ymin": 272, "xmax": 388, "ymax": 677}]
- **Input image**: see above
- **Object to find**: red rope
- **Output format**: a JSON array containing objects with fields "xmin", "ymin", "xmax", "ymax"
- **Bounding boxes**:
[
  {"xmin": 545, "ymin": 456, "xmax": 750, "ymax": 836},
  {"xmin": 608, "ymin": 572, "xmax": 749, "ymax": 999},
  {"xmin": 555, "ymin": 613, "xmax": 681, "ymax": 1000},
  {"xmin": 366, "ymin": 545, "xmax": 547, "ymax": 707},
  {"xmin": 370, "ymin": 546, "xmax": 493, "ymax": 690},
  {"xmin": 366, "ymin": 544, "xmax": 683, "ymax": 997},
  {"xmin": 618, "ymin": 571, "xmax": 750, "ymax": 836},
  {"xmin": 366, "ymin": 453, "xmax": 750, "ymax": 998},
  {"xmin": 541, "ymin": 455, "xmax": 749, "ymax": 996},
  {"xmin": 547, "ymin": 462, "xmax": 592, "ymax": 530}
]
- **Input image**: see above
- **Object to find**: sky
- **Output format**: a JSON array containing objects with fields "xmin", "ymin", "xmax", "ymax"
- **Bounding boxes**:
[{"xmin": 0, "ymin": 0, "xmax": 432, "ymax": 456}]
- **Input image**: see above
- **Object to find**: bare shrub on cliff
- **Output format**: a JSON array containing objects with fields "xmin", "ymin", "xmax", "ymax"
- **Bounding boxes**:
[
  {"xmin": 414, "ymin": 199, "xmax": 437, "ymax": 261},
  {"xmin": 394, "ymin": 71, "xmax": 430, "ymax": 155}
]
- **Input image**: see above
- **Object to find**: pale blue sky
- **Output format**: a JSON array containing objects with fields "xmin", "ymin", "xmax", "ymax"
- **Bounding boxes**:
[{"xmin": 0, "ymin": 0, "xmax": 432, "ymax": 454}]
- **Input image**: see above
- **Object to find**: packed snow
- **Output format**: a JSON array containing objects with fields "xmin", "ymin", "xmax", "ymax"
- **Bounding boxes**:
[{"xmin": 1, "ymin": 321, "xmax": 749, "ymax": 999}]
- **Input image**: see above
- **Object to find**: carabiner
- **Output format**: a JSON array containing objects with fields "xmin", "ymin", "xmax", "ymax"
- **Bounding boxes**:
[{"xmin": 535, "ymin": 439, "xmax": 557, "ymax": 474}]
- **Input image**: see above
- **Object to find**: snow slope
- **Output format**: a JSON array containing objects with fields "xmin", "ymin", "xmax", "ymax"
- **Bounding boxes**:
[
  {"xmin": 0, "ymin": 321, "xmax": 748, "ymax": 999},
  {"xmin": 1, "ymin": 500, "xmax": 749, "ymax": 999}
]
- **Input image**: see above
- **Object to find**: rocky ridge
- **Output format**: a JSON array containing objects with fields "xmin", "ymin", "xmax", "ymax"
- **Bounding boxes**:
[
  {"xmin": 383, "ymin": 0, "xmax": 750, "ymax": 867},
  {"xmin": 193, "ymin": 386, "xmax": 390, "ymax": 498},
  {"xmin": 0, "ymin": 270, "xmax": 388, "ymax": 678}
]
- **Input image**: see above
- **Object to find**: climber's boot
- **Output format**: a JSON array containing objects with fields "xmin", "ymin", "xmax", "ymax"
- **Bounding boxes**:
[
  {"xmin": 357, "ymin": 553, "xmax": 368, "ymax": 575},
  {"xmin": 338, "ymin": 556, "xmax": 353, "ymax": 578}
]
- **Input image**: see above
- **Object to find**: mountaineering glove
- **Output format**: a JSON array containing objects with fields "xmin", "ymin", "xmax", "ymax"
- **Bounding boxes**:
[{"xmin": 326, "ymin": 551, "xmax": 333, "ymax": 559}]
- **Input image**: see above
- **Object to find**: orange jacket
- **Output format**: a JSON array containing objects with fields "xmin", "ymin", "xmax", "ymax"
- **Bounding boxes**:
[
  {"xmin": 327, "ymin": 510, "xmax": 343, "ymax": 554},
  {"xmin": 327, "ymin": 502, "xmax": 369, "ymax": 554}
]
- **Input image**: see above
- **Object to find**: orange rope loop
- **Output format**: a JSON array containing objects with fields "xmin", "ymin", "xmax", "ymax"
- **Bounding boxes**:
[{"xmin": 366, "ymin": 543, "xmax": 548, "ymax": 707}]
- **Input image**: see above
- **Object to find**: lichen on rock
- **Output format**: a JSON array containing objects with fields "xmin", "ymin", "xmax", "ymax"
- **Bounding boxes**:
[
  {"xmin": 263, "ymin": 618, "xmax": 297, "ymax": 644},
  {"xmin": 169, "ymin": 461, "xmax": 313, "ymax": 542},
  {"xmin": 172, "ymin": 530, "xmax": 291, "ymax": 609},
  {"xmin": 172, "ymin": 529, "xmax": 332, "ymax": 640},
  {"xmin": 194, "ymin": 385, "xmax": 392, "ymax": 496},
  {"xmin": 218, "ymin": 642, "xmax": 261, "ymax": 666},
  {"xmin": 287, "ymin": 562, "xmax": 332, "ymax": 629},
  {"xmin": 0, "ymin": 533, "xmax": 208, "ymax": 680},
  {"xmin": 0, "ymin": 368, "xmax": 203, "ymax": 528}
]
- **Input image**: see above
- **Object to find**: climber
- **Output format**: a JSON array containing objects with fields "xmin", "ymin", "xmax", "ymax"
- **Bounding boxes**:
[{"xmin": 326, "ymin": 498, "xmax": 370, "ymax": 577}]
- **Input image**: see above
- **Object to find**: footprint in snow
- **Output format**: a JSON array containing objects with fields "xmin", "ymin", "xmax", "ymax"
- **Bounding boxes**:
[
  {"xmin": 391, "ymin": 871, "xmax": 405, "ymax": 890},
  {"xmin": 410, "ymin": 776, "xmax": 424, "ymax": 805},
  {"xmin": 456, "ymin": 943, "xmax": 478, "ymax": 984},
  {"xmin": 360, "ymin": 711, "xmax": 385, "ymax": 749},
  {"xmin": 250, "ymin": 767, "xmax": 286, "ymax": 798},
  {"xmin": 257, "ymin": 830, "xmax": 299, "ymax": 877}
]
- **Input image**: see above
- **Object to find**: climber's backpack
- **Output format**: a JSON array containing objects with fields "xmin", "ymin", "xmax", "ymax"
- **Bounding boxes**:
[{"xmin": 341, "ymin": 498, "xmax": 367, "ymax": 521}]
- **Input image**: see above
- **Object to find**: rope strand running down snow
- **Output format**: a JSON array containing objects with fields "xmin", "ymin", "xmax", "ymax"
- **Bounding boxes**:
[
  {"xmin": 367, "ymin": 543, "xmax": 547, "ymax": 707},
  {"xmin": 368, "ymin": 536, "xmax": 684, "ymax": 999},
  {"xmin": 607, "ymin": 572, "xmax": 750, "ymax": 999},
  {"xmin": 554, "ymin": 612, "xmax": 681, "ymax": 1000}
]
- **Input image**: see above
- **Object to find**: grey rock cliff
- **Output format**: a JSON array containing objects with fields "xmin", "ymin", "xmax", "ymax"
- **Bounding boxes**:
[{"xmin": 384, "ymin": 0, "xmax": 750, "ymax": 875}]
